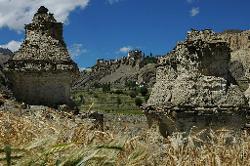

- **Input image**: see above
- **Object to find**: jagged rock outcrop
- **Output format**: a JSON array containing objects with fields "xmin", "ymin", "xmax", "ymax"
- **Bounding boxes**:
[
  {"xmin": 4, "ymin": 6, "xmax": 79, "ymax": 106},
  {"xmin": 0, "ymin": 48, "xmax": 13, "ymax": 67},
  {"xmin": 145, "ymin": 29, "xmax": 250, "ymax": 137},
  {"xmin": 73, "ymin": 49, "xmax": 158, "ymax": 89},
  {"xmin": 0, "ymin": 48, "xmax": 13, "ymax": 98}
]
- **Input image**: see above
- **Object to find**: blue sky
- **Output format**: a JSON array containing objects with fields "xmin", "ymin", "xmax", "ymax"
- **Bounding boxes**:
[{"xmin": 0, "ymin": 0, "xmax": 249, "ymax": 68}]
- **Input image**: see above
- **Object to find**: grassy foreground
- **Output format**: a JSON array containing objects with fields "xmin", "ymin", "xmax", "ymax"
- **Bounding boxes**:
[{"xmin": 0, "ymin": 110, "xmax": 250, "ymax": 165}]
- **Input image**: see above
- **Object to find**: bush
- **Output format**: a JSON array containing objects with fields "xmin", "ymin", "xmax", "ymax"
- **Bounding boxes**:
[
  {"xmin": 139, "ymin": 86, "xmax": 148, "ymax": 96},
  {"xmin": 79, "ymin": 94, "xmax": 85, "ymax": 104},
  {"xmin": 142, "ymin": 56, "xmax": 157, "ymax": 65},
  {"xmin": 93, "ymin": 93, "xmax": 99, "ymax": 98},
  {"xmin": 129, "ymin": 91, "xmax": 137, "ymax": 98},
  {"xmin": 135, "ymin": 97, "xmax": 143, "ymax": 107},
  {"xmin": 144, "ymin": 94, "xmax": 150, "ymax": 102},
  {"xmin": 102, "ymin": 83, "xmax": 111, "ymax": 92},
  {"xmin": 125, "ymin": 80, "xmax": 137, "ymax": 89},
  {"xmin": 93, "ymin": 82, "xmax": 101, "ymax": 88},
  {"xmin": 113, "ymin": 89, "xmax": 124, "ymax": 95},
  {"xmin": 117, "ymin": 97, "xmax": 122, "ymax": 106}
]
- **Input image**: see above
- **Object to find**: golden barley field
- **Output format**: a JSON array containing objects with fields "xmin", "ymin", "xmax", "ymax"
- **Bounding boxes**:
[{"xmin": 0, "ymin": 109, "xmax": 250, "ymax": 166}]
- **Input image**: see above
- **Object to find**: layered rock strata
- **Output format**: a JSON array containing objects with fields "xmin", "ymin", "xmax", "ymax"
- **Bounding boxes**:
[{"xmin": 4, "ymin": 6, "xmax": 79, "ymax": 106}]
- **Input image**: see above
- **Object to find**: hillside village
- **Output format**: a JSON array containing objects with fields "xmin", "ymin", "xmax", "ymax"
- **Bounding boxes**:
[{"xmin": 0, "ymin": 5, "xmax": 250, "ymax": 166}]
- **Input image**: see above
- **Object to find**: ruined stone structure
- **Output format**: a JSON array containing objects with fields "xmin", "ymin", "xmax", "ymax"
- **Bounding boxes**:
[
  {"xmin": 145, "ymin": 29, "xmax": 250, "ymax": 137},
  {"xmin": 4, "ymin": 6, "xmax": 79, "ymax": 106},
  {"xmin": 127, "ymin": 49, "xmax": 144, "ymax": 65}
]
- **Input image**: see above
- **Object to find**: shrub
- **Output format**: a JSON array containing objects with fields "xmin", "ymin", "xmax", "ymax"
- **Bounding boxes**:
[
  {"xmin": 113, "ymin": 89, "xmax": 124, "ymax": 95},
  {"xmin": 144, "ymin": 94, "xmax": 150, "ymax": 102},
  {"xmin": 125, "ymin": 80, "xmax": 137, "ymax": 89},
  {"xmin": 142, "ymin": 56, "xmax": 157, "ymax": 65},
  {"xmin": 129, "ymin": 91, "xmax": 137, "ymax": 98},
  {"xmin": 102, "ymin": 83, "xmax": 111, "ymax": 92},
  {"xmin": 139, "ymin": 86, "xmax": 148, "ymax": 96},
  {"xmin": 93, "ymin": 82, "xmax": 101, "ymax": 88},
  {"xmin": 79, "ymin": 94, "xmax": 85, "ymax": 104},
  {"xmin": 117, "ymin": 97, "xmax": 122, "ymax": 106},
  {"xmin": 93, "ymin": 93, "xmax": 99, "ymax": 98},
  {"xmin": 135, "ymin": 97, "xmax": 143, "ymax": 107}
]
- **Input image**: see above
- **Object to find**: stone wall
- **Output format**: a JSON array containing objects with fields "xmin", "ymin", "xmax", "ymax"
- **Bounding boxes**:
[{"xmin": 8, "ymin": 72, "xmax": 72, "ymax": 106}]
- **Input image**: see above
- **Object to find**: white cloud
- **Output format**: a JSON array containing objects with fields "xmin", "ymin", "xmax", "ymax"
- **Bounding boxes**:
[
  {"xmin": 107, "ymin": 0, "xmax": 123, "ymax": 5},
  {"xmin": 119, "ymin": 46, "xmax": 132, "ymax": 53},
  {"xmin": 187, "ymin": 0, "xmax": 199, "ymax": 3},
  {"xmin": 190, "ymin": 7, "xmax": 200, "ymax": 17},
  {"xmin": 0, "ymin": 0, "xmax": 90, "ymax": 31},
  {"xmin": 0, "ymin": 40, "xmax": 22, "ymax": 52},
  {"xmin": 69, "ymin": 43, "xmax": 87, "ymax": 59},
  {"xmin": 187, "ymin": 0, "xmax": 194, "ymax": 3}
]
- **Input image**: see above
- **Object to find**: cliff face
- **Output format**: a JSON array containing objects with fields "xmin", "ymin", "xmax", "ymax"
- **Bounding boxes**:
[
  {"xmin": 145, "ymin": 29, "xmax": 250, "ymax": 137},
  {"xmin": 218, "ymin": 30, "xmax": 250, "ymax": 104},
  {"xmin": 148, "ymin": 30, "xmax": 247, "ymax": 108},
  {"xmin": 219, "ymin": 30, "xmax": 250, "ymax": 51}
]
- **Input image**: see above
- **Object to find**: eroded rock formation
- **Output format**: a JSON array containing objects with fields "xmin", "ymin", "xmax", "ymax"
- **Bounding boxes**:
[
  {"xmin": 4, "ymin": 6, "xmax": 79, "ymax": 106},
  {"xmin": 145, "ymin": 29, "xmax": 250, "ymax": 137},
  {"xmin": 218, "ymin": 30, "xmax": 250, "ymax": 104}
]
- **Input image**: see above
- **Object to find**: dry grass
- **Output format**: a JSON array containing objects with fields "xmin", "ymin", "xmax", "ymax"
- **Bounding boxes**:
[{"xmin": 0, "ymin": 110, "xmax": 250, "ymax": 166}]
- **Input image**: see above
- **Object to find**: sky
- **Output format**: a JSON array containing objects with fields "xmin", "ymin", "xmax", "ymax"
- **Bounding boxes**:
[{"xmin": 0, "ymin": 0, "xmax": 249, "ymax": 68}]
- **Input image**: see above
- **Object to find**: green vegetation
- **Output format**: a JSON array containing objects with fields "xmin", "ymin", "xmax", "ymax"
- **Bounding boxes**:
[
  {"xmin": 139, "ymin": 86, "xmax": 148, "ymax": 96},
  {"xmin": 72, "ymin": 89, "xmax": 145, "ymax": 115},
  {"xmin": 142, "ymin": 55, "xmax": 157, "ymax": 65},
  {"xmin": 125, "ymin": 80, "xmax": 137, "ymax": 90},
  {"xmin": 135, "ymin": 97, "xmax": 143, "ymax": 107},
  {"xmin": 129, "ymin": 90, "xmax": 137, "ymax": 98},
  {"xmin": 72, "ymin": 80, "xmax": 151, "ymax": 115}
]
